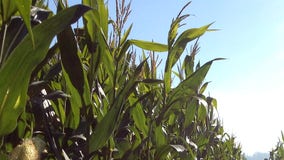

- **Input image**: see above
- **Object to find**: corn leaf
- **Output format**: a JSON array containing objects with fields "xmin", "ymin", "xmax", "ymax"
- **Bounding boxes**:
[
  {"xmin": 83, "ymin": 0, "xmax": 114, "ymax": 82},
  {"xmin": 89, "ymin": 60, "xmax": 147, "ymax": 153},
  {"xmin": 184, "ymin": 99, "xmax": 198, "ymax": 128},
  {"xmin": 164, "ymin": 23, "xmax": 213, "ymax": 94},
  {"xmin": 130, "ymin": 101, "xmax": 148, "ymax": 136},
  {"xmin": 200, "ymin": 81, "xmax": 210, "ymax": 94},
  {"xmin": 168, "ymin": 59, "xmax": 211, "ymax": 104},
  {"xmin": 0, "ymin": 5, "xmax": 90, "ymax": 136},
  {"xmin": 15, "ymin": 0, "xmax": 34, "ymax": 47},
  {"xmin": 83, "ymin": 0, "xmax": 108, "ymax": 36},
  {"xmin": 170, "ymin": 23, "xmax": 213, "ymax": 68},
  {"xmin": 129, "ymin": 39, "xmax": 168, "ymax": 52},
  {"xmin": 167, "ymin": 1, "xmax": 191, "ymax": 48},
  {"xmin": 0, "ymin": 0, "xmax": 17, "ymax": 23},
  {"xmin": 120, "ymin": 24, "xmax": 133, "ymax": 45},
  {"xmin": 159, "ymin": 58, "xmax": 223, "ymax": 123},
  {"xmin": 198, "ymin": 104, "xmax": 207, "ymax": 122},
  {"xmin": 155, "ymin": 145, "xmax": 173, "ymax": 159},
  {"xmin": 154, "ymin": 125, "xmax": 167, "ymax": 147},
  {"xmin": 57, "ymin": 26, "xmax": 92, "ymax": 128},
  {"xmin": 184, "ymin": 55, "xmax": 194, "ymax": 77},
  {"xmin": 82, "ymin": 0, "xmax": 99, "ymax": 44}
]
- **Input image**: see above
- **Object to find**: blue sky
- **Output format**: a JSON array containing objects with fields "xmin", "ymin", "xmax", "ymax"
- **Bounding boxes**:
[{"xmin": 66, "ymin": 0, "xmax": 284, "ymax": 155}]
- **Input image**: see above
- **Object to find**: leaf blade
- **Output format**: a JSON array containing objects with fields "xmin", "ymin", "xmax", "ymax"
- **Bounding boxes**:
[
  {"xmin": 15, "ymin": 0, "xmax": 34, "ymax": 47},
  {"xmin": 129, "ymin": 39, "xmax": 168, "ymax": 52},
  {"xmin": 57, "ymin": 26, "xmax": 92, "ymax": 128}
]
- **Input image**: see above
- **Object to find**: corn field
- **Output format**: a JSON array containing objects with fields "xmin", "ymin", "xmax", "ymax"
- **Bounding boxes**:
[{"xmin": 0, "ymin": 0, "xmax": 246, "ymax": 159}]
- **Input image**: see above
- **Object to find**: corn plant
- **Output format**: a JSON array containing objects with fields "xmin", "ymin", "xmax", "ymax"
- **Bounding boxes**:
[
  {"xmin": 269, "ymin": 132, "xmax": 284, "ymax": 160},
  {"xmin": 0, "ymin": 0, "xmax": 244, "ymax": 159}
]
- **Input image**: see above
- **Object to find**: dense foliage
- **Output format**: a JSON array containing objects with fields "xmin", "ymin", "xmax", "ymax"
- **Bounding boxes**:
[{"xmin": 0, "ymin": 0, "xmax": 244, "ymax": 159}]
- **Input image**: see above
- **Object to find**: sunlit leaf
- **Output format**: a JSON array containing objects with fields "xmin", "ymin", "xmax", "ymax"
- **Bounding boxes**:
[
  {"xmin": 155, "ymin": 145, "xmax": 172, "ymax": 159},
  {"xmin": 183, "ymin": 55, "xmax": 194, "ymax": 77},
  {"xmin": 83, "ymin": 0, "xmax": 114, "ymax": 83},
  {"xmin": 164, "ymin": 23, "xmax": 213, "ymax": 94},
  {"xmin": 170, "ymin": 23, "xmax": 213, "ymax": 68},
  {"xmin": 167, "ymin": 1, "xmax": 191, "ymax": 48},
  {"xmin": 1, "ymin": 0, "xmax": 17, "ymax": 23},
  {"xmin": 170, "ymin": 144, "xmax": 186, "ymax": 152},
  {"xmin": 198, "ymin": 104, "xmax": 207, "ymax": 122},
  {"xmin": 89, "ymin": 60, "xmax": 147, "ymax": 153},
  {"xmin": 184, "ymin": 99, "xmax": 198, "ymax": 128},
  {"xmin": 15, "ymin": 0, "xmax": 34, "ymax": 47},
  {"xmin": 129, "ymin": 39, "xmax": 168, "ymax": 52},
  {"xmin": 200, "ymin": 81, "xmax": 210, "ymax": 94},
  {"xmin": 130, "ymin": 102, "xmax": 148, "ymax": 135},
  {"xmin": 120, "ymin": 24, "xmax": 132, "ymax": 45},
  {"xmin": 0, "ymin": 5, "xmax": 90, "ymax": 136},
  {"xmin": 154, "ymin": 125, "xmax": 167, "ymax": 147},
  {"xmin": 210, "ymin": 97, "xmax": 218, "ymax": 109},
  {"xmin": 158, "ymin": 58, "xmax": 223, "ymax": 124}
]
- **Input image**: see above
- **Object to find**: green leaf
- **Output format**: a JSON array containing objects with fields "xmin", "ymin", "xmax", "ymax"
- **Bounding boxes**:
[
  {"xmin": 94, "ymin": 0, "xmax": 109, "ymax": 36},
  {"xmin": 158, "ymin": 58, "xmax": 223, "ymax": 123},
  {"xmin": 168, "ymin": 18, "xmax": 180, "ymax": 48},
  {"xmin": 167, "ymin": 2, "xmax": 191, "ymax": 48},
  {"xmin": 99, "ymin": 29, "xmax": 115, "ymax": 78},
  {"xmin": 171, "ymin": 58, "xmax": 223, "ymax": 102},
  {"xmin": 184, "ymin": 99, "xmax": 198, "ymax": 128},
  {"xmin": 155, "ymin": 145, "xmax": 173, "ymax": 160},
  {"xmin": 154, "ymin": 125, "xmax": 167, "ymax": 147},
  {"xmin": 198, "ymin": 104, "xmax": 207, "ymax": 122},
  {"xmin": 200, "ymin": 81, "xmax": 210, "ymax": 94},
  {"xmin": 210, "ymin": 97, "xmax": 218, "ymax": 109},
  {"xmin": 183, "ymin": 55, "xmax": 194, "ymax": 77},
  {"xmin": 0, "ymin": 5, "xmax": 90, "ymax": 136},
  {"xmin": 0, "ymin": 0, "xmax": 17, "ymax": 23},
  {"xmin": 89, "ymin": 60, "xmax": 147, "ymax": 153},
  {"xmin": 167, "ymin": 88, "xmax": 195, "ymax": 108},
  {"xmin": 164, "ymin": 23, "xmax": 213, "ymax": 94},
  {"xmin": 83, "ymin": 0, "xmax": 114, "ymax": 83},
  {"xmin": 120, "ymin": 24, "xmax": 133, "ymax": 46},
  {"xmin": 196, "ymin": 135, "xmax": 209, "ymax": 148},
  {"xmin": 89, "ymin": 104, "xmax": 120, "ymax": 151},
  {"xmin": 168, "ymin": 113, "xmax": 176, "ymax": 125},
  {"xmin": 170, "ymin": 23, "xmax": 213, "ymax": 68},
  {"xmin": 140, "ymin": 79, "xmax": 163, "ymax": 84},
  {"xmin": 15, "ymin": 0, "xmax": 34, "ymax": 47},
  {"xmin": 128, "ymin": 126, "xmax": 142, "ymax": 150},
  {"xmin": 82, "ymin": 0, "xmax": 109, "ymax": 48},
  {"xmin": 116, "ymin": 140, "xmax": 132, "ymax": 158},
  {"xmin": 129, "ymin": 39, "xmax": 168, "ymax": 52},
  {"xmin": 57, "ymin": 26, "xmax": 91, "ymax": 128},
  {"xmin": 82, "ymin": 1, "xmax": 99, "ymax": 44},
  {"xmin": 130, "ymin": 102, "xmax": 148, "ymax": 136},
  {"xmin": 32, "ymin": 43, "xmax": 58, "ymax": 79},
  {"xmin": 170, "ymin": 144, "xmax": 186, "ymax": 152}
]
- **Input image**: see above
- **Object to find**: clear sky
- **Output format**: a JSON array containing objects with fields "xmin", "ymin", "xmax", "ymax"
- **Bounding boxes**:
[{"xmin": 66, "ymin": 0, "xmax": 284, "ymax": 155}]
